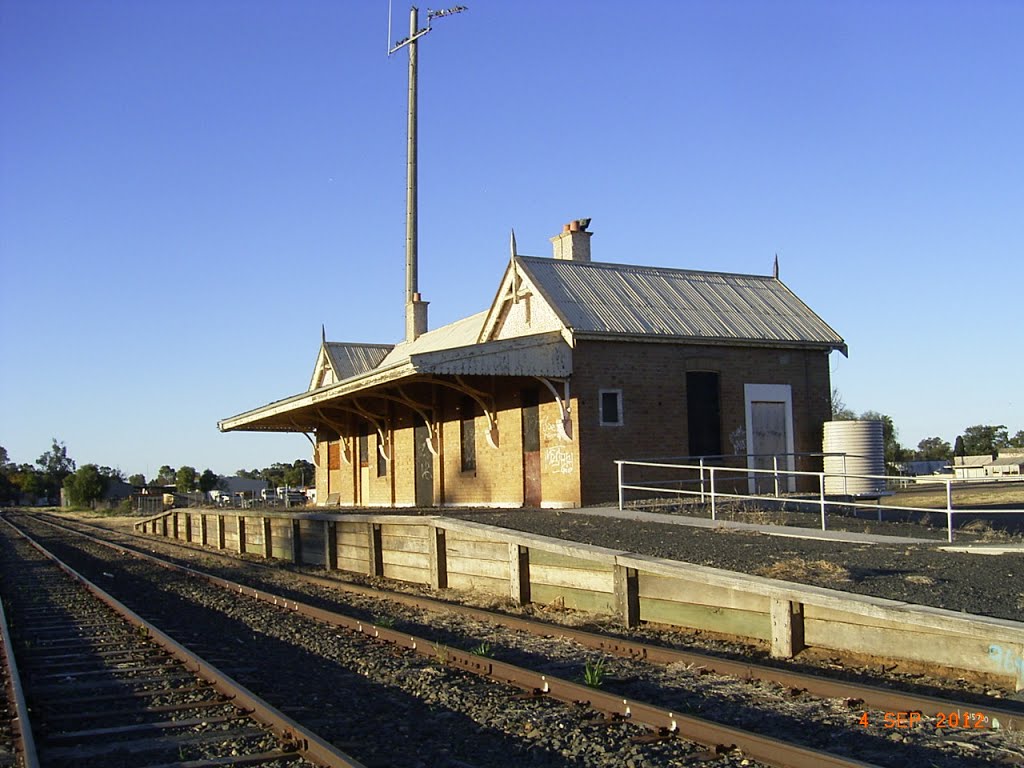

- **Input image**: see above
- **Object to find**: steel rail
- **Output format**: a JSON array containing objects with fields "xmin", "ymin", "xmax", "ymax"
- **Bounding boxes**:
[
  {"xmin": 58, "ymin": 512, "xmax": 1024, "ymax": 732},
  {"xmin": 0, "ymin": 583, "xmax": 39, "ymax": 768},
  {"xmin": 0, "ymin": 515, "xmax": 367, "ymax": 768},
  {"xmin": 24, "ymin": 516, "xmax": 884, "ymax": 768}
]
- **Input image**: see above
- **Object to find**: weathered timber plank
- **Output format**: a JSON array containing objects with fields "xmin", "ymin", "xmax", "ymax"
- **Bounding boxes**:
[
  {"xmin": 444, "ymin": 538, "xmax": 510, "ymax": 561},
  {"xmin": 804, "ymin": 619, "xmax": 1021, "ymax": 682},
  {"xmin": 803, "ymin": 603, "xmax": 983, "ymax": 636},
  {"xmin": 620, "ymin": 552, "xmax": 1024, "ymax": 642},
  {"xmin": 380, "ymin": 523, "xmax": 429, "ymax": 539},
  {"xmin": 446, "ymin": 572, "xmax": 510, "ymax": 595},
  {"xmin": 530, "ymin": 563, "xmax": 614, "ymax": 593},
  {"xmin": 530, "ymin": 583, "xmax": 616, "ymax": 615},
  {"xmin": 382, "ymin": 562, "xmax": 430, "ymax": 585},
  {"xmin": 638, "ymin": 573, "xmax": 770, "ymax": 613},
  {"xmin": 445, "ymin": 555, "xmax": 510, "ymax": 580},
  {"xmin": 529, "ymin": 549, "xmax": 614, "ymax": 572},
  {"xmin": 338, "ymin": 528, "xmax": 368, "ymax": 546},
  {"xmin": 380, "ymin": 535, "xmax": 431, "ymax": 554},
  {"xmin": 381, "ymin": 550, "xmax": 431, "ymax": 569},
  {"xmin": 338, "ymin": 555, "xmax": 370, "ymax": 574},
  {"xmin": 640, "ymin": 597, "xmax": 772, "ymax": 641}
]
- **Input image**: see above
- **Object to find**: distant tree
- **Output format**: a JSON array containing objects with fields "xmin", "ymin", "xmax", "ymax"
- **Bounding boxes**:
[
  {"xmin": 915, "ymin": 437, "xmax": 952, "ymax": 461},
  {"xmin": 829, "ymin": 388, "xmax": 856, "ymax": 421},
  {"xmin": 128, "ymin": 473, "xmax": 146, "ymax": 487},
  {"xmin": 236, "ymin": 468, "xmax": 260, "ymax": 480},
  {"xmin": 0, "ymin": 446, "xmax": 9, "ymax": 466},
  {"xmin": 154, "ymin": 465, "xmax": 176, "ymax": 486},
  {"xmin": 1009, "ymin": 430, "xmax": 1024, "ymax": 450},
  {"xmin": 36, "ymin": 438, "xmax": 75, "ymax": 499},
  {"xmin": 960, "ymin": 424, "xmax": 1009, "ymax": 457},
  {"xmin": 99, "ymin": 466, "xmax": 126, "ymax": 482},
  {"xmin": 63, "ymin": 464, "xmax": 108, "ymax": 507},
  {"xmin": 283, "ymin": 459, "xmax": 315, "ymax": 487},
  {"xmin": 175, "ymin": 466, "xmax": 198, "ymax": 493},
  {"xmin": 197, "ymin": 468, "xmax": 220, "ymax": 493},
  {"xmin": 858, "ymin": 410, "xmax": 905, "ymax": 467}
]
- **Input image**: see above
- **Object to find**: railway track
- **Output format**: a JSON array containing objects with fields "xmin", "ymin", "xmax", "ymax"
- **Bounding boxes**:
[
  {"xmin": 0, "ymin": 517, "xmax": 362, "ymax": 768},
  {"xmin": 10, "ymin": 512, "xmax": 1024, "ymax": 767}
]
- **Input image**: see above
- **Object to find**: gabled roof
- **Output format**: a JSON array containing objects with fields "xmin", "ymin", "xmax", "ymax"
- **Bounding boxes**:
[
  {"xmin": 310, "ymin": 342, "xmax": 393, "ymax": 391},
  {"xmin": 514, "ymin": 256, "xmax": 847, "ymax": 354}
]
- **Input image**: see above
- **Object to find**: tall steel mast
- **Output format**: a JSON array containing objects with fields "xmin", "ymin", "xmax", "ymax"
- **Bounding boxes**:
[{"xmin": 389, "ymin": 5, "xmax": 466, "ymax": 341}]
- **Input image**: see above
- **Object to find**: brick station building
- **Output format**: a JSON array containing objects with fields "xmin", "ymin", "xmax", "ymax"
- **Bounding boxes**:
[{"xmin": 219, "ymin": 220, "xmax": 846, "ymax": 508}]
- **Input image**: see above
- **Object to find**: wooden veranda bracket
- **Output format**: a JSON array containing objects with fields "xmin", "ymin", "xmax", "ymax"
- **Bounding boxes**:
[
  {"xmin": 447, "ymin": 376, "xmax": 500, "ymax": 449},
  {"xmin": 535, "ymin": 376, "xmax": 572, "ymax": 441},
  {"xmin": 393, "ymin": 386, "xmax": 440, "ymax": 456}
]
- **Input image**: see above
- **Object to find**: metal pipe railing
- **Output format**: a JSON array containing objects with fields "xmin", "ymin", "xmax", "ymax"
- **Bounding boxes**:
[{"xmin": 615, "ymin": 457, "xmax": 1021, "ymax": 543}]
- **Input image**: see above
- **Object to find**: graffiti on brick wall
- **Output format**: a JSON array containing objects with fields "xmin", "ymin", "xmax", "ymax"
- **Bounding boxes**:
[{"xmin": 545, "ymin": 445, "xmax": 574, "ymax": 474}]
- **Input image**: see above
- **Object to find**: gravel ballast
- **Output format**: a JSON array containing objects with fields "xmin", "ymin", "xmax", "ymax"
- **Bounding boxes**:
[{"xmin": 14, "ymin": 514, "xmax": 1024, "ymax": 767}]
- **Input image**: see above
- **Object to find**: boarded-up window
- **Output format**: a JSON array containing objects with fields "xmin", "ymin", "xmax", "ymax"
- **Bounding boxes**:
[
  {"xmin": 327, "ymin": 441, "xmax": 340, "ymax": 470},
  {"xmin": 460, "ymin": 396, "xmax": 476, "ymax": 473},
  {"xmin": 687, "ymin": 372, "xmax": 721, "ymax": 456},
  {"xmin": 599, "ymin": 389, "xmax": 623, "ymax": 426}
]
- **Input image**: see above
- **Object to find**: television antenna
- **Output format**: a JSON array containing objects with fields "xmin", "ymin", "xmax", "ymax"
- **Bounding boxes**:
[{"xmin": 387, "ymin": 3, "xmax": 467, "ymax": 341}]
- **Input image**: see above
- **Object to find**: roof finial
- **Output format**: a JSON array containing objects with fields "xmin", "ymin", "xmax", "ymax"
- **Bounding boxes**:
[
  {"xmin": 510, "ymin": 228, "xmax": 518, "ymax": 260},
  {"xmin": 321, "ymin": 323, "xmax": 326, "ymax": 345},
  {"xmin": 773, "ymin": 253, "xmax": 779, "ymax": 279}
]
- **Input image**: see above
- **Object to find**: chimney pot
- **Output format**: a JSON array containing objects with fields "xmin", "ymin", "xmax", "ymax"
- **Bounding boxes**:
[{"xmin": 550, "ymin": 218, "xmax": 593, "ymax": 262}]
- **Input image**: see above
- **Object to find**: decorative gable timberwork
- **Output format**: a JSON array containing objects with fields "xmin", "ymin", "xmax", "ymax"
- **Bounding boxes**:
[{"xmin": 478, "ymin": 258, "xmax": 566, "ymax": 344}]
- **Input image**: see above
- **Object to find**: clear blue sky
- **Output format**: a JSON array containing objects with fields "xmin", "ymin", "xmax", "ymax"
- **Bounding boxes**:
[{"xmin": 1, "ymin": 0, "xmax": 1020, "ymax": 478}]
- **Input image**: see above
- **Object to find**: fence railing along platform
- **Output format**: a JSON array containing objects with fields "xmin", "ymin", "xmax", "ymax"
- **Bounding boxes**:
[{"xmin": 616, "ymin": 455, "xmax": 1023, "ymax": 543}]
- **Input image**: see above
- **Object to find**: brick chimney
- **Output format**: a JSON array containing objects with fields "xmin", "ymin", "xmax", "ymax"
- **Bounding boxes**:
[{"xmin": 550, "ymin": 218, "xmax": 592, "ymax": 262}]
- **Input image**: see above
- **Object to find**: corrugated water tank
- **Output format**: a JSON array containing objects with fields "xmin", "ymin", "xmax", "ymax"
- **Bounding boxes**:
[{"xmin": 823, "ymin": 420, "xmax": 887, "ymax": 496}]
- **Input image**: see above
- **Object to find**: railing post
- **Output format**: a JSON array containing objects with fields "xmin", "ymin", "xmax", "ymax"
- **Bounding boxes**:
[
  {"xmin": 699, "ymin": 457, "xmax": 706, "ymax": 502},
  {"xmin": 819, "ymin": 473, "xmax": 827, "ymax": 531},
  {"xmin": 946, "ymin": 479, "xmax": 954, "ymax": 543},
  {"xmin": 709, "ymin": 466, "xmax": 717, "ymax": 520},
  {"xmin": 617, "ymin": 461, "xmax": 624, "ymax": 511},
  {"xmin": 773, "ymin": 455, "xmax": 780, "ymax": 497}
]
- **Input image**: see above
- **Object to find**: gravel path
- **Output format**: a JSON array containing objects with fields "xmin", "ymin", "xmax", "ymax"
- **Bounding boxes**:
[{"xmin": 447, "ymin": 509, "xmax": 1024, "ymax": 622}]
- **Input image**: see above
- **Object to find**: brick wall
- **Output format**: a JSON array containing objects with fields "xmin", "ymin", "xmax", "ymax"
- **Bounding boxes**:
[{"xmin": 573, "ymin": 340, "xmax": 832, "ymax": 504}]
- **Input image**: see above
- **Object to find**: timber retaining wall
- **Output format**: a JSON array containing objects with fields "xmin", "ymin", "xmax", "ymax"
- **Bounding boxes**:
[{"xmin": 136, "ymin": 509, "xmax": 1024, "ymax": 689}]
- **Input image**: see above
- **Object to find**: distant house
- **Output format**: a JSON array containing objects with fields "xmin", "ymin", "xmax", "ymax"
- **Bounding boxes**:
[
  {"xmin": 220, "ymin": 219, "xmax": 846, "ymax": 508},
  {"xmin": 953, "ymin": 455, "xmax": 991, "ymax": 480},
  {"xmin": 987, "ymin": 454, "xmax": 1024, "ymax": 479},
  {"xmin": 899, "ymin": 460, "xmax": 950, "ymax": 477},
  {"xmin": 207, "ymin": 476, "xmax": 270, "ymax": 506}
]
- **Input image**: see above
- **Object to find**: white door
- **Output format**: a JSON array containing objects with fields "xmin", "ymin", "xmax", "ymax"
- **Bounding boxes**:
[{"xmin": 745, "ymin": 384, "xmax": 796, "ymax": 494}]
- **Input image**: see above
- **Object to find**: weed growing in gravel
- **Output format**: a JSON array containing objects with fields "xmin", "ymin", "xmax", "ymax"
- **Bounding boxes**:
[
  {"xmin": 374, "ymin": 615, "xmax": 396, "ymax": 629},
  {"xmin": 905, "ymin": 574, "xmax": 936, "ymax": 586},
  {"xmin": 961, "ymin": 519, "xmax": 1020, "ymax": 542},
  {"xmin": 582, "ymin": 658, "xmax": 607, "ymax": 688},
  {"xmin": 756, "ymin": 558, "xmax": 851, "ymax": 582},
  {"xmin": 470, "ymin": 641, "xmax": 493, "ymax": 657},
  {"xmin": 432, "ymin": 643, "xmax": 449, "ymax": 666}
]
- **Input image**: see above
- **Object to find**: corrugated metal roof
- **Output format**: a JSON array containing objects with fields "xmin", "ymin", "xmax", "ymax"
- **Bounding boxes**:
[
  {"xmin": 324, "ymin": 343, "xmax": 393, "ymax": 381},
  {"xmin": 377, "ymin": 311, "xmax": 488, "ymax": 368},
  {"xmin": 516, "ymin": 256, "xmax": 845, "ymax": 350}
]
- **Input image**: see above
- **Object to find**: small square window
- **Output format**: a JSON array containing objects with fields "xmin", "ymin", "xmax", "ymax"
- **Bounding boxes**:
[{"xmin": 599, "ymin": 389, "xmax": 623, "ymax": 426}]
